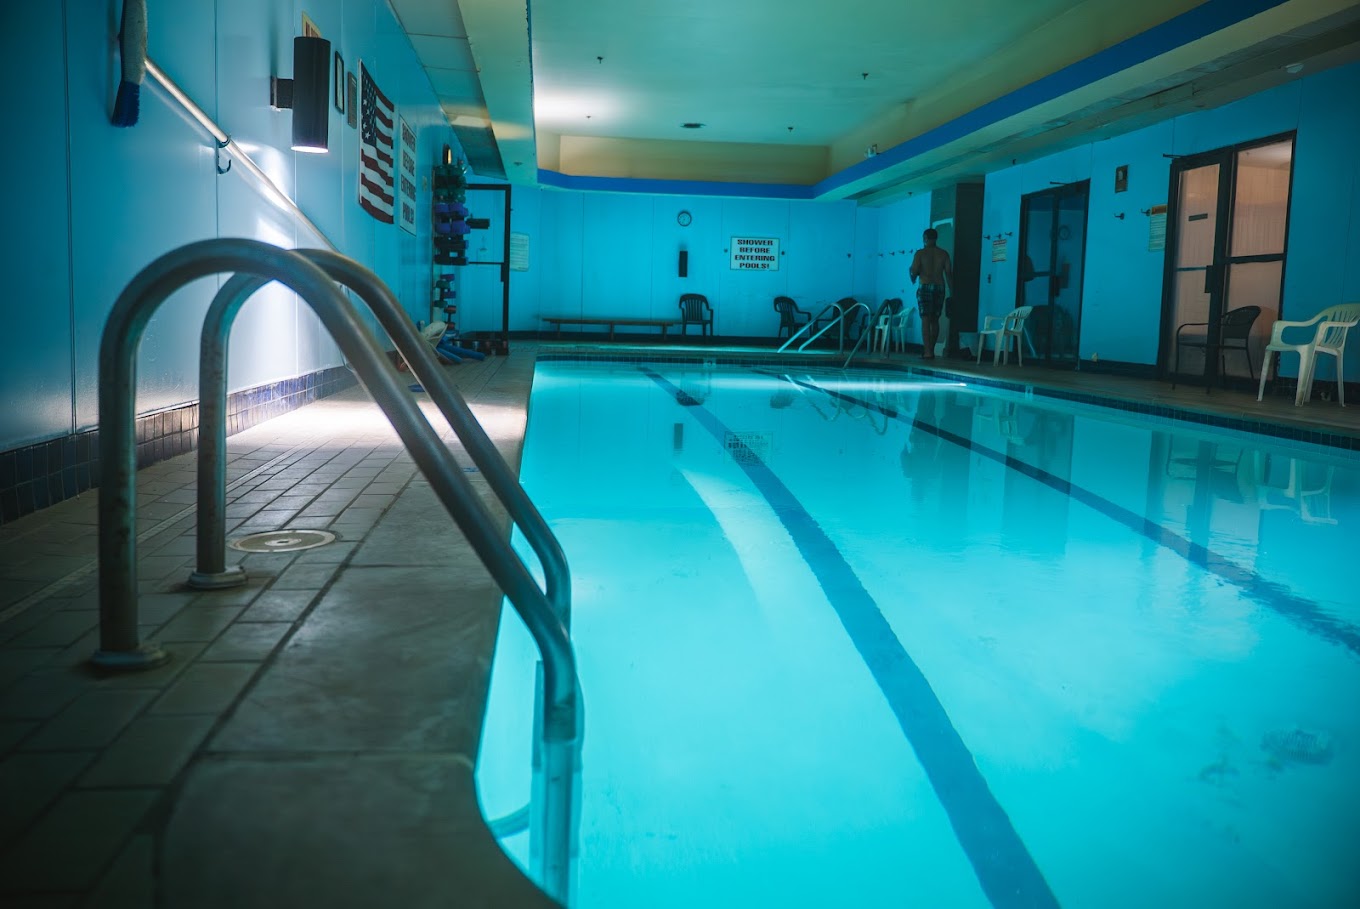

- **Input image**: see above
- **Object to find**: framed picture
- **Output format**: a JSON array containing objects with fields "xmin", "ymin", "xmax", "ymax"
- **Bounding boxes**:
[
  {"xmin": 346, "ymin": 72, "xmax": 358, "ymax": 128},
  {"xmin": 333, "ymin": 52, "xmax": 345, "ymax": 113}
]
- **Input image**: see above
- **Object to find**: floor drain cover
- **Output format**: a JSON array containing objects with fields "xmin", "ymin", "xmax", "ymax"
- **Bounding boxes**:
[{"xmin": 229, "ymin": 530, "xmax": 337, "ymax": 553}]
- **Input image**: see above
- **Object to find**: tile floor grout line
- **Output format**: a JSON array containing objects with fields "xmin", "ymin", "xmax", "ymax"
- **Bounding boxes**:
[
  {"xmin": 128, "ymin": 467, "xmax": 429, "ymax": 904},
  {"xmin": 0, "ymin": 459, "xmax": 424, "ymax": 895},
  {"xmin": 0, "ymin": 442, "xmax": 322, "ymax": 627}
]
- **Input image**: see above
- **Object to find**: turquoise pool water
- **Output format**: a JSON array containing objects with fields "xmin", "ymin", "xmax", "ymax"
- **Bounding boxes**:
[{"xmin": 476, "ymin": 361, "xmax": 1360, "ymax": 908}]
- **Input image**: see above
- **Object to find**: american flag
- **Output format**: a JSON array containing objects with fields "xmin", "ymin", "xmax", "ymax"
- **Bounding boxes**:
[{"xmin": 358, "ymin": 63, "xmax": 395, "ymax": 223}]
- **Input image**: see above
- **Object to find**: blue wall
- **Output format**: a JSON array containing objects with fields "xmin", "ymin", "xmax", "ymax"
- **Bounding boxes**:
[
  {"xmin": 871, "ymin": 194, "xmax": 934, "ymax": 347},
  {"xmin": 967, "ymin": 61, "xmax": 1360, "ymax": 374},
  {"xmin": 461, "ymin": 191, "xmax": 882, "ymax": 339},
  {"xmin": 0, "ymin": 0, "xmax": 456, "ymax": 452}
]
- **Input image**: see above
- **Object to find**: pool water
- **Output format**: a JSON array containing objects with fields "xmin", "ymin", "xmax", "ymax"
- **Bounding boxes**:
[{"xmin": 475, "ymin": 362, "xmax": 1360, "ymax": 909}]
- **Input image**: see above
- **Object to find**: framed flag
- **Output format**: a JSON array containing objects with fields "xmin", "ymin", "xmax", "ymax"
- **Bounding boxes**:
[{"xmin": 357, "ymin": 62, "xmax": 395, "ymax": 224}]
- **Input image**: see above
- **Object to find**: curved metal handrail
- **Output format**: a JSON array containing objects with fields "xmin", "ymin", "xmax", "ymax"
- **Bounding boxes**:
[
  {"xmin": 842, "ymin": 298, "xmax": 897, "ymax": 368},
  {"xmin": 189, "ymin": 249, "xmax": 571, "ymax": 631},
  {"xmin": 776, "ymin": 305, "xmax": 822, "ymax": 353},
  {"xmin": 802, "ymin": 299, "xmax": 870, "ymax": 353},
  {"xmin": 778, "ymin": 301, "xmax": 842, "ymax": 353},
  {"xmin": 93, "ymin": 238, "xmax": 581, "ymax": 899}
]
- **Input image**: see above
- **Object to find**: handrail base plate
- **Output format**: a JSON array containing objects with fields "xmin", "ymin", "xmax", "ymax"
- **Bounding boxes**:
[
  {"xmin": 186, "ymin": 567, "xmax": 249, "ymax": 590},
  {"xmin": 90, "ymin": 643, "xmax": 171, "ymax": 672}
]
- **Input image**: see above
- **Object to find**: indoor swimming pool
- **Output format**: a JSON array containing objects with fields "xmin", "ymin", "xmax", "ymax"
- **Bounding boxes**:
[{"xmin": 475, "ymin": 360, "xmax": 1360, "ymax": 909}]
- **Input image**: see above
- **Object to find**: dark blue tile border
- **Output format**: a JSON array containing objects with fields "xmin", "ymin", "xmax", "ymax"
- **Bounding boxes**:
[
  {"xmin": 0, "ymin": 365, "xmax": 356, "ymax": 526},
  {"xmin": 640, "ymin": 366, "xmax": 1060, "ymax": 909}
]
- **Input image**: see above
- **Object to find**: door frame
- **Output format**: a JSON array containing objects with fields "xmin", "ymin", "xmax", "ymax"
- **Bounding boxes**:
[
  {"xmin": 1157, "ymin": 131, "xmax": 1296, "ymax": 382},
  {"xmin": 1014, "ymin": 179, "xmax": 1091, "ymax": 368}
]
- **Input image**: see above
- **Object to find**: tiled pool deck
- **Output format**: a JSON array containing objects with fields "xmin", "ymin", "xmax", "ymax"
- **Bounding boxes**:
[{"xmin": 1, "ymin": 342, "xmax": 1356, "ymax": 907}]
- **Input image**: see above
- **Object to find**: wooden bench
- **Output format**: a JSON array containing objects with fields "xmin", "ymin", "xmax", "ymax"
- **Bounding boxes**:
[{"xmin": 542, "ymin": 316, "xmax": 680, "ymax": 341}]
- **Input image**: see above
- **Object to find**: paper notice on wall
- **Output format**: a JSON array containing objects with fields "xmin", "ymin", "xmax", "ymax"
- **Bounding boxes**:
[
  {"xmin": 1148, "ymin": 203, "xmax": 1168, "ymax": 251},
  {"xmin": 510, "ymin": 232, "xmax": 530, "ymax": 271},
  {"xmin": 991, "ymin": 237, "xmax": 1008, "ymax": 262}
]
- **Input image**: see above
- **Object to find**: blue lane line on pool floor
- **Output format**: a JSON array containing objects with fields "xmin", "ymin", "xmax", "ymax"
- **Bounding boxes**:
[
  {"xmin": 640, "ymin": 367, "xmax": 1061, "ymax": 909},
  {"xmin": 781, "ymin": 373, "xmax": 1360, "ymax": 659}
]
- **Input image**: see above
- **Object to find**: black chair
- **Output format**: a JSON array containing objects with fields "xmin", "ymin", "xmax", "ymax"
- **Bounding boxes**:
[
  {"xmin": 773, "ymin": 296, "xmax": 810, "ymax": 340},
  {"xmin": 1173, "ymin": 305, "xmax": 1262, "ymax": 391},
  {"xmin": 679, "ymin": 293, "xmax": 713, "ymax": 340},
  {"xmin": 812, "ymin": 297, "xmax": 863, "ymax": 347}
]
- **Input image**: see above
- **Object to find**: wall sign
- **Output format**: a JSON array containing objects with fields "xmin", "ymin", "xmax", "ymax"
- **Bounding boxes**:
[
  {"xmin": 991, "ymin": 237, "xmax": 1008, "ymax": 262},
  {"xmin": 1148, "ymin": 203, "xmax": 1168, "ymax": 251},
  {"xmin": 730, "ymin": 236, "xmax": 779, "ymax": 271},
  {"xmin": 510, "ymin": 232, "xmax": 530, "ymax": 271},
  {"xmin": 397, "ymin": 117, "xmax": 417, "ymax": 235}
]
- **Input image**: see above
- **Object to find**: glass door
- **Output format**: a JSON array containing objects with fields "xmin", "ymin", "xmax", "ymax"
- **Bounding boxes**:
[
  {"xmin": 1224, "ymin": 140, "xmax": 1292, "ymax": 379},
  {"xmin": 1162, "ymin": 136, "xmax": 1293, "ymax": 385},
  {"xmin": 1016, "ymin": 181, "xmax": 1089, "ymax": 367},
  {"xmin": 1164, "ymin": 159, "xmax": 1226, "ymax": 382}
]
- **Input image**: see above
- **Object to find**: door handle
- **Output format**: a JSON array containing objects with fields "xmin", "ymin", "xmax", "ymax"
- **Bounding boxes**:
[{"xmin": 1203, "ymin": 262, "xmax": 1221, "ymax": 294}]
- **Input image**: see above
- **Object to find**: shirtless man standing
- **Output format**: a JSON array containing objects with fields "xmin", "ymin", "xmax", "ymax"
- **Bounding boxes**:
[{"xmin": 909, "ymin": 228, "xmax": 952, "ymax": 360}]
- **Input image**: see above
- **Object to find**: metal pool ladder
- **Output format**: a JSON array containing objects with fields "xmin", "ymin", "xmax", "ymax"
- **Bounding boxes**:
[
  {"xmin": 92, "ymin": 238, "xmax": 582, "ymax": 904},
  {"xmin": 777, "ymin": 298, "xmax": 872, "ymax": 354}
]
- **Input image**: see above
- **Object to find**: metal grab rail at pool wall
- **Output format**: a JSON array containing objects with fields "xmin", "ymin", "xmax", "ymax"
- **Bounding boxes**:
[
  {"xmin": 842, "ymin": 298, "xmax": 897, "ymax": 368},
  {"xmin": 775, "ymin": 306, "xmax": 821, "ymax": 353},
  {"xmin": 778, "ymin": 298, "xmax": 872, "ymax": 354},
  {"xmin": 92, "ymin": 239, "xmax": 582, "ymax": 903}
]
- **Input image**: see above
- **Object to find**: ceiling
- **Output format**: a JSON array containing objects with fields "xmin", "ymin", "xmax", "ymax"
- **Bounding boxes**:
[{"xmin": 390, "ymin": 0, "xmax": 1360, "ymax": 204}]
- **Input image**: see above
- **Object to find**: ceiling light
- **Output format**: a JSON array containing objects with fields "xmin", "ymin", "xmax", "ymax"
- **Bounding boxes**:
[
  {"xmin": 535, "ymin": 93, "xmax": 617, "ymax": 123},
  {"xmin": 1284, "ymin": 62, "xmax": 1304, "ymax": 74},
  {"xmin": 449, "ymin": 114, "xmax": 491, "ymax": 128},
  {"xmin": 680, "ymin": 122, "xmax": 704, "ymax": 129}
]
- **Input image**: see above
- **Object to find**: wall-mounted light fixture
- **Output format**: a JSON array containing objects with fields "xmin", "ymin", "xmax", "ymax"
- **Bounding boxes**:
[{"xmin": 270, "ymin": 36, "xmax": 331, "ymax": 153}]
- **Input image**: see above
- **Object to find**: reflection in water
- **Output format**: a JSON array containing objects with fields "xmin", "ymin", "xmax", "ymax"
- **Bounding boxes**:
[
  {"xmin": 1255, "ymin": 453, "xmax": 1337, "ymax": 525},
  {"xmin": 1158, "ymin": 437, "xmax": 1345, "ymax": 529},
  {"xmin": 772, "ymin": 373, "xmax": 890, "ymax": 434},
  {"xmin": 1165, "ymin": 440, "xmax": 1252, "ymax": 504}
]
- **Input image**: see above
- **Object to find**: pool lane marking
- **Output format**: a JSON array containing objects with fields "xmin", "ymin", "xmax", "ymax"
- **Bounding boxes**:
[
  {"xmin": 641, "ymin": 367, "xmax": 1061, "ymax": 909},
  {"xmin": 781, "ymin": 373, "xmax": 1360, "ymax": 659}
]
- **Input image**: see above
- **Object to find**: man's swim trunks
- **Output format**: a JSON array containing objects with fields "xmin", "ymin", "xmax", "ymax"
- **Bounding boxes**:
[{"xmin": 917, "ymin": 283, "xmax": 946, "ymax": 319}]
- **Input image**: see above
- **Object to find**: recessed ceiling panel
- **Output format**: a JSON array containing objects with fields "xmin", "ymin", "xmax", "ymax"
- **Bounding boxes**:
[{"xmin": 408, "ymin": 34, "xmax": 477, "ymax": 72}]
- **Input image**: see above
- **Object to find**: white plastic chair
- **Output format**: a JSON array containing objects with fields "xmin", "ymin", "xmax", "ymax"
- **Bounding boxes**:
[
  {"xmin": 871, "ymin": 299, "xmax": 912, "ymax": 354},
  {"xmin": 976, "ymin": 306, "xmax": 1033, "ymax": 365},
  {"xmin": 1257, "ymin": 303, "xmax": 1360, "ymax": 406}
]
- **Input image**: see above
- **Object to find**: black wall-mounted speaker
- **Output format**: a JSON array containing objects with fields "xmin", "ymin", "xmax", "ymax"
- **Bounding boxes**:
[{"xmin": 678, "ymin": 249, "xmax": 688, "ymax": 278}]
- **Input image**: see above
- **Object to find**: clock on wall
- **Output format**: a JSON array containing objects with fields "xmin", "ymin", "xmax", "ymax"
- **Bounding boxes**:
[{"xmin": 677, "ymin": 210, "xmax": 693, "ymax": 227}]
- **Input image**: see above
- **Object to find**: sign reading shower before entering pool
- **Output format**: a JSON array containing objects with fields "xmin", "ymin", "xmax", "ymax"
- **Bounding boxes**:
[{"xmin": 730, "ymin": 237, "xmax": 780, "ymax": 271}]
